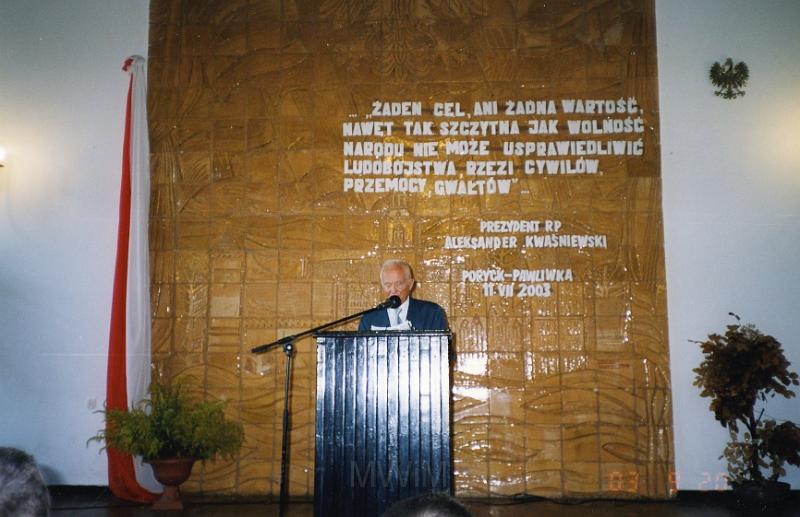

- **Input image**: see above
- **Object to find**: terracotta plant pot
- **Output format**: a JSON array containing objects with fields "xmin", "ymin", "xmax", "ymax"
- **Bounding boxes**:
[{"xmin": 147, "ymin": 458, "xmax": 196, "ymax": 511}]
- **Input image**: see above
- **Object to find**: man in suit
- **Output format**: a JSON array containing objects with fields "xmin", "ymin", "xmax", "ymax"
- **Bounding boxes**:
[{"xmin": 359, "ymin": 259, "xmax": 448, "ymax": 331}]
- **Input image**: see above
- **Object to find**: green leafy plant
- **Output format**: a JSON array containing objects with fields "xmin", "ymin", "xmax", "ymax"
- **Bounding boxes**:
[
  {"xmin": 693, "ymin": 314, "xmax": 800, "ymax": 484},
  {"xmin": 92, "ymin": 380, "xmax": 244, "ymax": 461}
]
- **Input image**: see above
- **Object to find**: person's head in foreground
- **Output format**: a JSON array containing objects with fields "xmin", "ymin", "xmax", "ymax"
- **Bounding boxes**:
[{"xmin": 0, "ymin": 447, "xmax": 50, "ymax": 517}]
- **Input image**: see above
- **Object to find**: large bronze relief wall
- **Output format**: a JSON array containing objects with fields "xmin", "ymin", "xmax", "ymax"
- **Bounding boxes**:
[{"xmin": 148, "ymin": 0, "xmax": 672, "ymax": 498}]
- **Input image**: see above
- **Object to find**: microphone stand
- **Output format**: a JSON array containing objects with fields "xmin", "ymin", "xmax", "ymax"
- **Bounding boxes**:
[{"xmin": 250, "ymin": 299, "xmax": 399, "ymax": 517}]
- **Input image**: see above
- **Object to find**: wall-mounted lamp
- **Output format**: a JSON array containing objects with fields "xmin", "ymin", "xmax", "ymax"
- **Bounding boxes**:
[{"xmin": 0, "ymin": 146, "xmax": 6, "ymax": 167}]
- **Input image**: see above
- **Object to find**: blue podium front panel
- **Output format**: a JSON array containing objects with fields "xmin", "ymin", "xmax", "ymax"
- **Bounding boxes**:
[{"xmin": 314, "ymin": 331, "xmax": 452, "ymax": 517}]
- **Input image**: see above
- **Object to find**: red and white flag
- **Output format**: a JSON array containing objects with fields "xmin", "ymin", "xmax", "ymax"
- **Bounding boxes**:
[{"xmin": 106, "ymin": 55, "xmax": 161, "ymax": 501}]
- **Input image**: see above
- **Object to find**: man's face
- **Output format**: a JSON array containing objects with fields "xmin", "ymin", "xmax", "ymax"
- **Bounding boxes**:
[{"xmin": 381, "ymin": 265, "xmax": 414, "ymax": 303}]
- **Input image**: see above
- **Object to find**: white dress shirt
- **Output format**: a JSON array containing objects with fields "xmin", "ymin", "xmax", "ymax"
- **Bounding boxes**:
[{"xmin": 388, "ymin": 297, "xmax": 410, "ymax": 326}]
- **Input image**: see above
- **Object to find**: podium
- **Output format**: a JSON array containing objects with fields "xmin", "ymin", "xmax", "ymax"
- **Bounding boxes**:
[{"xmin": 314, "ymin": 331, "xmax": 452, "ymax": 517}]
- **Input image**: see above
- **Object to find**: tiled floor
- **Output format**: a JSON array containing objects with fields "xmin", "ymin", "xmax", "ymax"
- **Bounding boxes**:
[{"xmin": 48, "ymin": 487, "xmax": 800, "ymax": 516}]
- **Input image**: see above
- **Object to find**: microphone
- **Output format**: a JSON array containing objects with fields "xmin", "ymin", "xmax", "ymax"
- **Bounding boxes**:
[{"xmin": 374, "ymin": 295, "xmax": 402, "ymax": 310}]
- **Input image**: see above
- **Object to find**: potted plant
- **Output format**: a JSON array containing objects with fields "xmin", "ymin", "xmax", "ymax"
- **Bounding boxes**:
[
  {"xmin": 692, "ymin": 313, "xmax": 800, "ymax": 504},
  {"xmin": 92, "ymin": 379, "xmax": 245, "ymax": 510}
]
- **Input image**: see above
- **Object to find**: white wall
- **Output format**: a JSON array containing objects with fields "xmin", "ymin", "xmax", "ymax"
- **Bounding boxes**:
[
  {"xmin": 657, "ymin": 0, "xmax": 800, "ymax": 490},
  {"xmin": 0, "ymin": 0, "xmax": 149, "ymax": 484},
  {"xmin": 1, "ymin": 0, "xmax": 798, "ymax": 492}
]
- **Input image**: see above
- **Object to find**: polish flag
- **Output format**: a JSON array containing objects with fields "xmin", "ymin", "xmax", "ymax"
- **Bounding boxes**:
[{"xmin": 105, "ymin": 55, "xmax": 161, "ymax": 501}]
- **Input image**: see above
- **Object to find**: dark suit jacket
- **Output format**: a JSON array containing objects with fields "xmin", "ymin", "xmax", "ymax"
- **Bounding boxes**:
[{"xmin": 358, "ymin": 297, "xmax": 448, "ymax": 331}]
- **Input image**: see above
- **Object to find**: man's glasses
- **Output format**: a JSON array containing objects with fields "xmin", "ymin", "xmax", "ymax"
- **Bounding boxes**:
[{"xmin": 382, "ymin": 280, "xmax": 411, "ymax": 291}]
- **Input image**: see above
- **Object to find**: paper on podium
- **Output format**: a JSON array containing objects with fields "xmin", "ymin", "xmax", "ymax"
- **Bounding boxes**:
[{"xmin": 370, "ymin": 320, "xmax": 413, "ymax": 331}]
